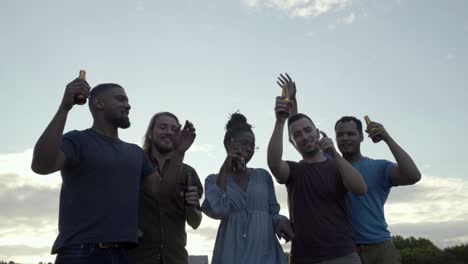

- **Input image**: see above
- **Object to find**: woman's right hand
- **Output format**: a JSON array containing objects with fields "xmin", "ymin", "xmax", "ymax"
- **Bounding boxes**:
[{"xmin": 222, "ymin": 141, "xmax": 246, "ymax": 173}]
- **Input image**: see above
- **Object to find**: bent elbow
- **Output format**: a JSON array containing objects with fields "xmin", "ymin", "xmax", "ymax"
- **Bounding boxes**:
[
  {"xmin": 276, "ymin": 176, "xmax": 288, "ymax": 185},
  {"xmin": 411, "ymin": 172, "xmax": 422, "ymax": 184},
  {"xmin": 353, "ymin": 184, "xmax": 368, "ymax": 196},
  {"xmin": 210, "ymin": 208, "xmax": 228, "ymax": 219},
  {"xmin": 267, "ymin": 159, "xmax": 277, "ymax": 171},
  {"xmin": 190, "ymin": 221, "xmax": 202, "ymax": 230},
  {"xmin": 31, "ymin": 162, "xmax": 50, "ymax": 175}
]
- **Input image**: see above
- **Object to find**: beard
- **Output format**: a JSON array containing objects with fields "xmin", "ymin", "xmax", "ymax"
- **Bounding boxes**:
[
  {"xmin": 300, "ymin": 146, "xmax": 321, "ymax": 158},
  {"xmin": 154, "ymin": 140, "xmax": 174, "ymax": 154},
  {"xmin": 338, "ymin": 144, "xmax": 358, "ymax": 159},
  {"xmin": 341, "ymin": 149, "xmax": 358, "ymax": 160},
  {"xmin": 112, "ymin": 116, "xmax": 131, "ymax": 129}
]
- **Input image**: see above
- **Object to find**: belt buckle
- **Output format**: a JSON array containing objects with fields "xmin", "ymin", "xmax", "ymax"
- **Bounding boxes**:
[{"xmin": 99, "ymin": 242, "xmax": 117, "ymax": 249}]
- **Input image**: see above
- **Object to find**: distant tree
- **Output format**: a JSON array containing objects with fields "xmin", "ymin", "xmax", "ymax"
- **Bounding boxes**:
[
  {"xmin": 0, "ymin": 260, "xmax": 20, "ymax": 264},
  {"xmin": 393, "ymin": 235, "xmax": 460, "ymax": 264},
  {"xmin": 444, "ymin": 244, "xmax": 468, "ymax": 263}
]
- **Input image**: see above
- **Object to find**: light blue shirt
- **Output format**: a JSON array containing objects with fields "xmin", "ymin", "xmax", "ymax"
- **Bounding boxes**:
[
  {"xmin": 346, "ymin": 157, "xmax": 397, "ymax": 244},
  {"xmin": 202, "ymin": 168, "xmax": 287, "ymax": 264}
]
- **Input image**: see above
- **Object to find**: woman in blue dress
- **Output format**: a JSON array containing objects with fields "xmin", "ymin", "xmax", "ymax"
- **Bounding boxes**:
[{"xmin": 202, "ymin": 113, "xmax": 292, "ymax": 264}]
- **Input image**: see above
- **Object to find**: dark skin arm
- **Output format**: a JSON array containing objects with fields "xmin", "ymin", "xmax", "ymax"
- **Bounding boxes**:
[
  {"xmin": 31, "ymin": 78, "xmax": 90, "ymax": 174},
  {"xmin": 216, "ymin": 140, "xmax": 245, "ymax": 191},
  {"xmin": 276, "ymin": 73, "xmax": 297, "ymax": 116},
  {"xmin": 267, "ymin": 96, "xmax": 291, "ymax": 184},
  {"xmin": 366, "ymin": 121, "xmax": 421, "ymax": 186},
  {"xmin": 275, "ymin": 218, "xmax": 295, "ymax": 243},
  {"xmin": 277, "ymin": 73, "xmax": 298, "ymax": 144}
]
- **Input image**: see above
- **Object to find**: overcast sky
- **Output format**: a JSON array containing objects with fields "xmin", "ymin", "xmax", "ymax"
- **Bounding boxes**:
[{"xmin": 1, "ymin": 0, "xmax": 467, "ymax": 263}]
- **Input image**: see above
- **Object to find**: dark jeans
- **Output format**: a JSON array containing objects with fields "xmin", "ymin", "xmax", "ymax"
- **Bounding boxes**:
[
  {"xmin": 128, "ymin": 246, "xmax": 163, "ymax": 264},
  {"xmin": 55, "ymin": 244, "xmax": 130, "ymax": 264}
]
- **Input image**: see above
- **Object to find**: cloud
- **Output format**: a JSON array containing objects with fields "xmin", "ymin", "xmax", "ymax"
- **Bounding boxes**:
[
  {"xmin": 386, "ymin": 174, "xmax": 468, "ymax": 224},
  {"xmin": 243, "ymin": 0, "xmax": 353, "ymax": 18},
  {"xmin": 342, "ymin": 12, "xmax": 355, "ymax": 24},
  {"xmin": 328, "ymin": 23, "xmax": 337, "ymax": 31},
  {"xmin": 445, "ymin": 53, "xmax": 454, "ymax": 60},
  {"xmin": 326, "ymin": 11, "xmax": 356, "ymax": 30},
  {"xmin": 0, "ymin": 173, "xmax": 58, "ymax": 259},
  {"xmin": 0, "ymin": 149, "xmax": 61, "ymax": 188},
  {"xmin": 305, "ymin": 31, "xmax": 317, "ymax": 37},
  {"xmin": 0, "ymin": 174, "xmax": 59, "ymax": 221},
  {"xmin": 188, "ymin": 144, "xmax": 217, "ymax": 154},
  {"xmin": 136, "ymin": 0, "xmax": 145, "ymax": 12},
  {"xmin": 0, "ymin": 245, "xmax": 51, "ymax": 257}
]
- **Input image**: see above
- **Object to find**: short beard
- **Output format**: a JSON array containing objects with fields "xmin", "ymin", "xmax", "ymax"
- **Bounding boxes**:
[
  {"xmin": 154, "ymin": 142, "xmax": 173, "ymax": 154},
  {"xmin": 112, "ymin": 117, "xmax": 131, "ymax": 129},
  {"xmin": 341, "ymin": 150, "xmax": 357, "ymax": 160},
  {"xmin": 301, "ymin": 147, "xmax": 320, "ymax": 158}
]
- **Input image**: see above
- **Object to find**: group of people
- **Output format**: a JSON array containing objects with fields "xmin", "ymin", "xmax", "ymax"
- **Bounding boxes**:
[{"xmin": 31, "ymin": 73, "xmax": 421, "ymax": 264}]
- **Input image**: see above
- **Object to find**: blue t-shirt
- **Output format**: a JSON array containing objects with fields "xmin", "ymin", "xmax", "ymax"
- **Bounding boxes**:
[
  {"xmin": 52, "ymin": 129, "xmax": 154, "ymax": 253},
  {"xmin": 346, "ymin": 157, "xmax": 396, "ymax": 244}
]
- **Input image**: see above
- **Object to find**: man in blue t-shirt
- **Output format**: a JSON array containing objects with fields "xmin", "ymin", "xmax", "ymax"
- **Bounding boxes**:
[
  {"xmin": 31, "ymin": 77, "xmax": 195, "ymax": 264},
  {"xmin": 334, "ymin": 116, "xmax": 421, "ymax": 264}
]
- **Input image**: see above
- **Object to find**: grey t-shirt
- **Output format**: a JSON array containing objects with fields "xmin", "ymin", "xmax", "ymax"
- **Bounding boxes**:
[{"xmin": 52, "ymin": 129, "xmax": 154, "ymax": 253}]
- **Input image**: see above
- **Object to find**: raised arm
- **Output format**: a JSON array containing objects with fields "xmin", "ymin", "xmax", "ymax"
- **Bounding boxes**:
[
  {"xmin": 31, "ymin": 78, "xmax": 90, "ymax": 174},
  {"xmin": 276, "ymin": 73, "xmax": 297, "ymax": 116},
  {"xmin": 277, "ymin": 73, "xmax": 298, "ymax": 145},
  {"xmin": 267, "ymin": 96, "xmax": 291, "ymax": 184},
  {"xmin": 144, "ymin": 121, "xmax": 196, "ymax": 203},
  {"xmin": 367, "ymin": 121, "xmax": 421, "ymax": 186},
  {"xmin": 216, "ymin": 140, "xmax": 245, "ymax": 191},
  {"xmin": 319, "ymin": 131, "xmax": 367, "ymax": 195}
]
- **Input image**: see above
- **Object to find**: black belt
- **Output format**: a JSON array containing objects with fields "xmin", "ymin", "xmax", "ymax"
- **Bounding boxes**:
[
  {"xmin": 59, "ymin": 242, "xmax": 135, "ymax": 251},
  {"xmin": 97, "ymin": 242, "xmax": 132, "ymax": 249}
]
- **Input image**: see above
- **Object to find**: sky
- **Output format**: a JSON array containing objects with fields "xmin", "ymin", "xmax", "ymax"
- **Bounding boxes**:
[{"xmin": 1, "ymin": 0, "xmax": 467, "ymax": 263}]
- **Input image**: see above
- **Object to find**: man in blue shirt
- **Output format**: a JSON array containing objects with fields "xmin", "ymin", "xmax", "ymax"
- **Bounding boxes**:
[
  {"xmin": 334, "ymin": 116, "xmax": 421, "ymax": 264},
  {"xmin": 31, "ymin": 77, "xmax": 195, "ymax": 264}
]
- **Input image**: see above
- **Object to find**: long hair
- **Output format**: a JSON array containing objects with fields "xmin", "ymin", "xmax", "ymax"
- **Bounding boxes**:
[{"xmin": 142, "ymin": 112, "xmax": 180, "ymax": 157}]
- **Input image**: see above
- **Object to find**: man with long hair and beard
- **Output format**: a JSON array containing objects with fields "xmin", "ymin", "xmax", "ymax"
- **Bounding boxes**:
[{"xmin": 129, "ymin": 112, "xmax": 202, "ymax": 264}]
